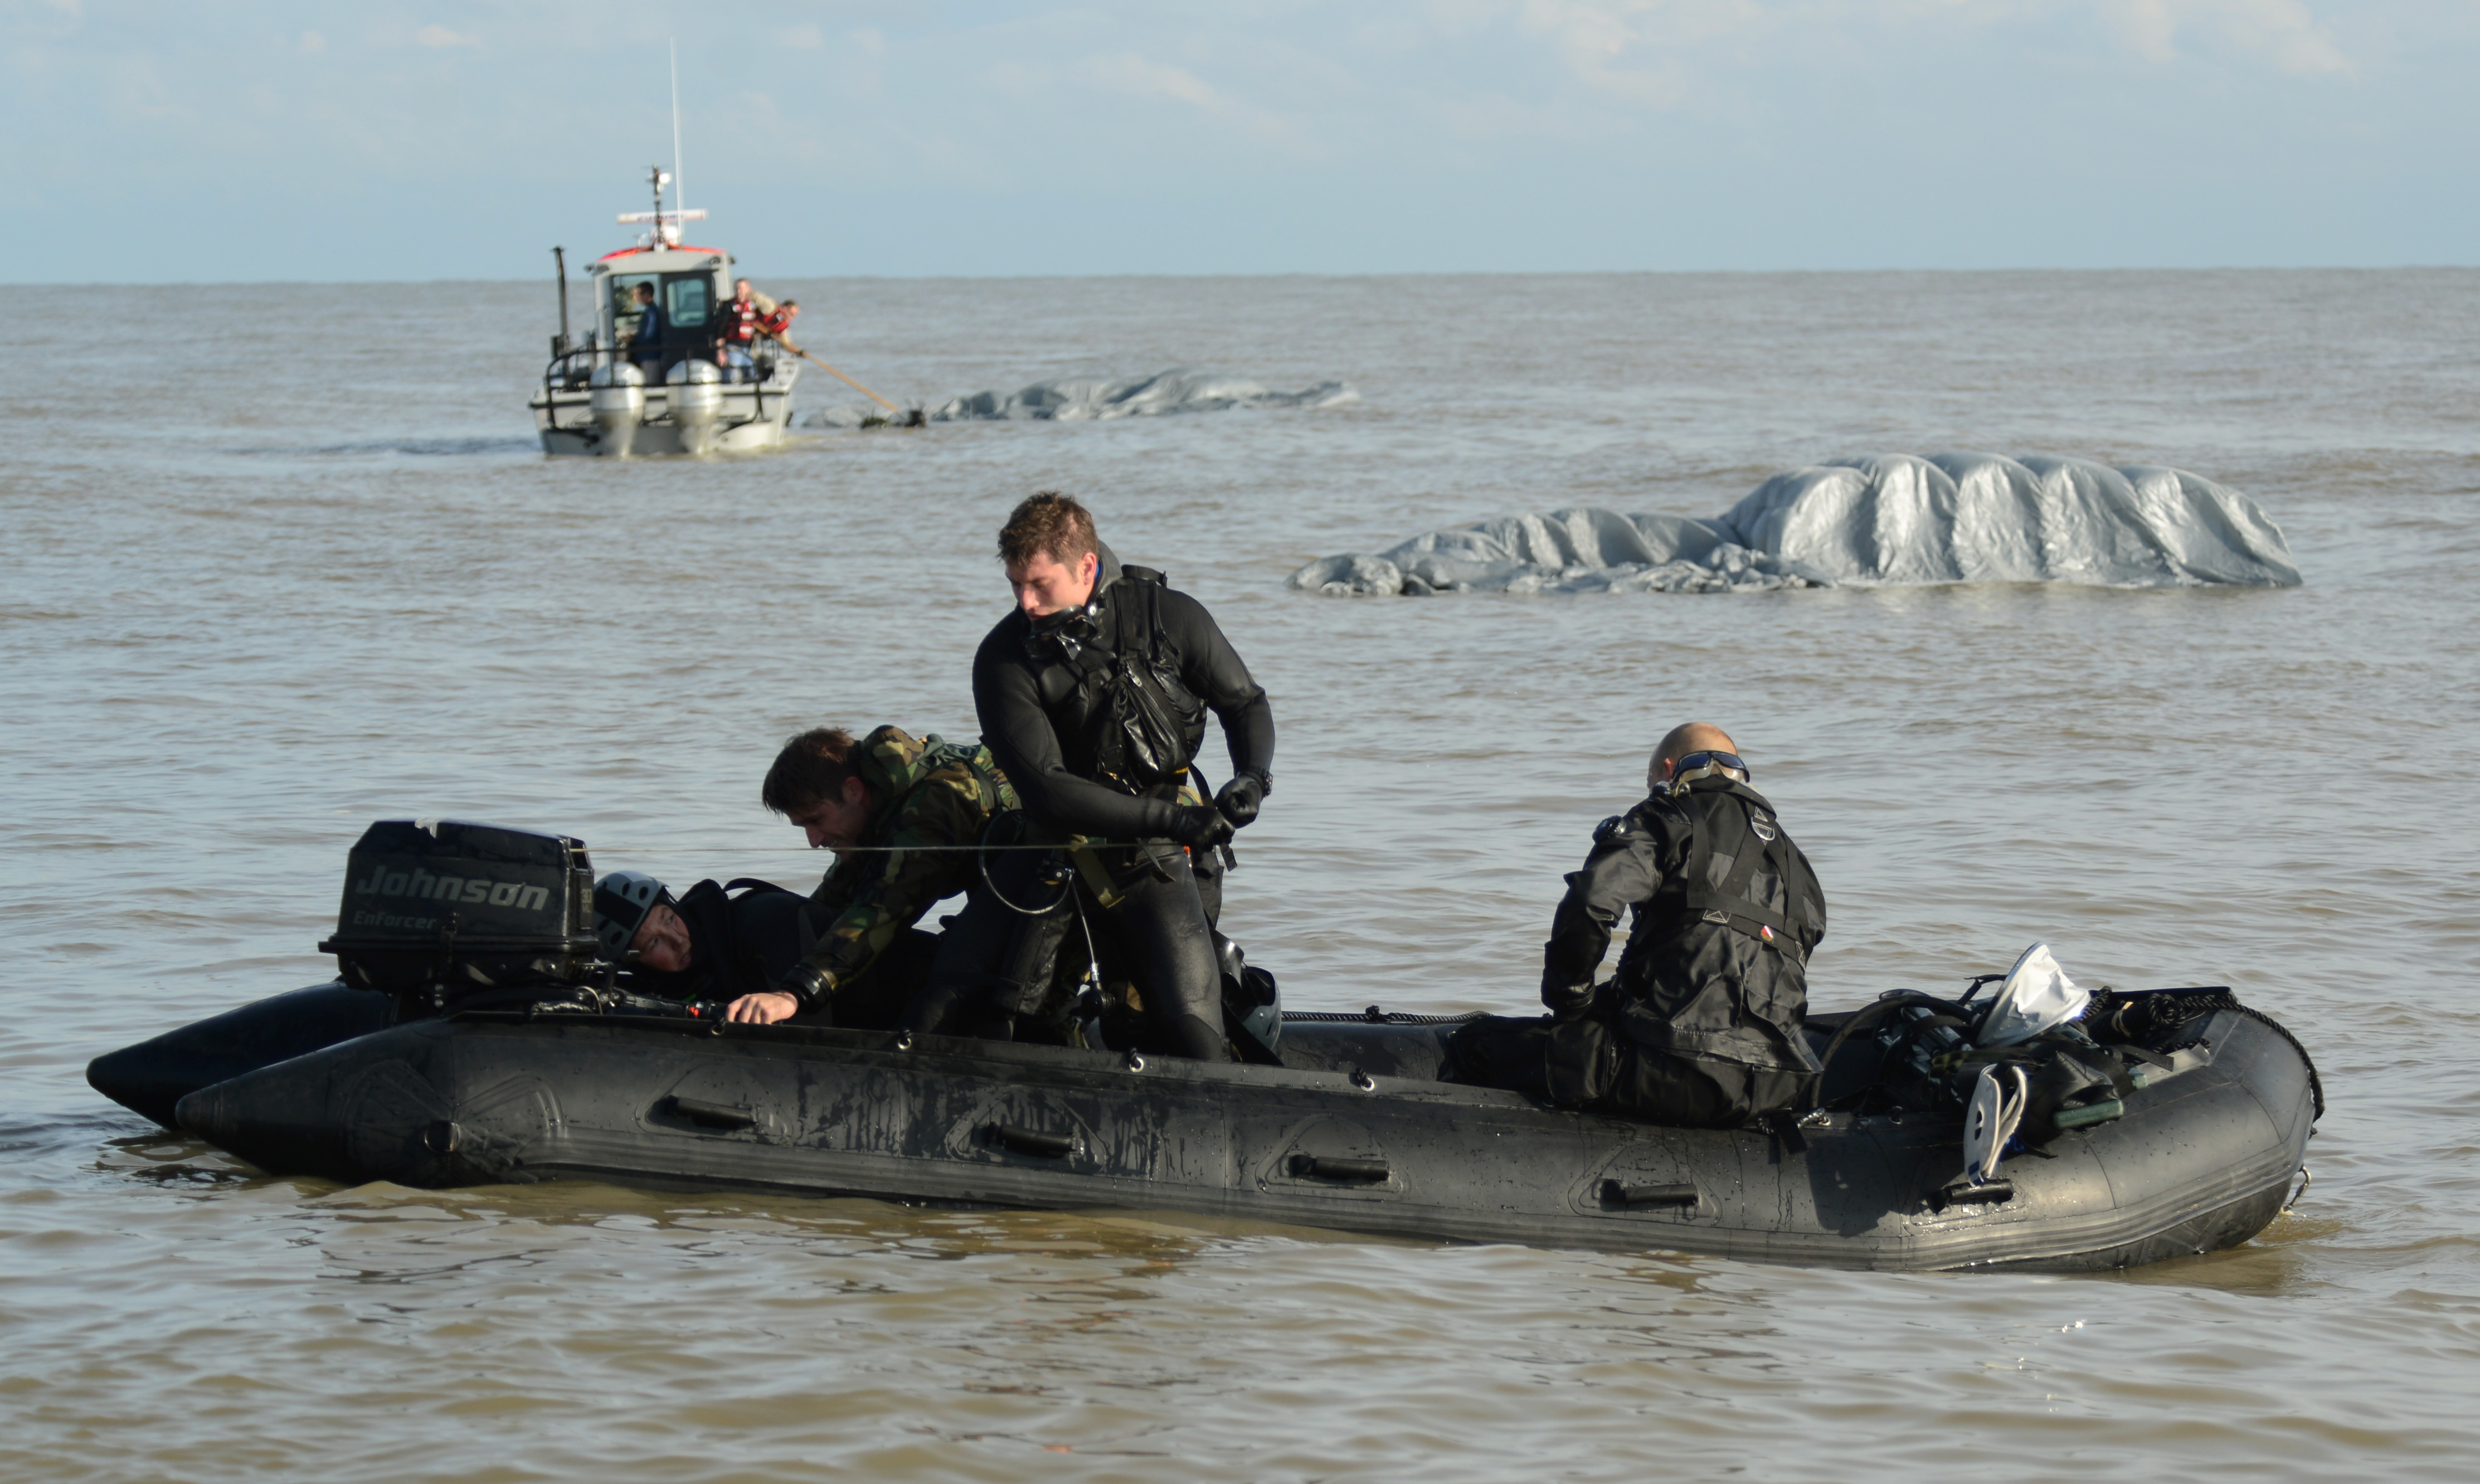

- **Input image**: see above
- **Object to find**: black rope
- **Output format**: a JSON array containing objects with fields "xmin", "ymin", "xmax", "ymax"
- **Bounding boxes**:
[
  {"xmin": 2085, "ymin": 986, "xmax": 2323, "ymax": 1122},
  {"xmin": 596, "ymin": 841, "xmax": 1102, "ymax": 855},
  {"xmin": 1281, "ymin": 1010, "xmax": 1483, "ymax": 1026},
  {"xmin": 2233, "ymin": 1004, "xmax": 2326, "ymax": 1122}
]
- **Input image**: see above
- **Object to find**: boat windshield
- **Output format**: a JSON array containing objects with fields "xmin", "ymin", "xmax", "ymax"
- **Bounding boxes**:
[
  {"xmin": 607, "ymin": 273, "xmax": 714, "ymax": 342},
  {"xmin": 662, "ymin": 275, "xmax": 710, "ymax": 328}
]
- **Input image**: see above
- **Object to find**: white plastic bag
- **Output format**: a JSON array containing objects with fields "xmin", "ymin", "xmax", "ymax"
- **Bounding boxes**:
[{"xmin": 1976, "ymin": 941, "xmax": 2090, "ymax": 1048}]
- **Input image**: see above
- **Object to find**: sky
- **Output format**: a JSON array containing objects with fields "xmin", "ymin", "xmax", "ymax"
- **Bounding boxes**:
[{"xmin": 4, "ymin": 0, "xmax": 2474, "ymax": 282}]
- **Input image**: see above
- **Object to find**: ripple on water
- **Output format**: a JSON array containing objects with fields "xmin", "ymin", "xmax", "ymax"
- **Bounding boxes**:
[{"xmin": 5, "ymin": 270, "xmax": 2480, "ymax": 1480}]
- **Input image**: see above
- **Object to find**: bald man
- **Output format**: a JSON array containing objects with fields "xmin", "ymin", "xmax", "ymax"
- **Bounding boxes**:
[{"xmin": 1449, "ymin": 723, "xmax": 1829, "ymax": 1127}]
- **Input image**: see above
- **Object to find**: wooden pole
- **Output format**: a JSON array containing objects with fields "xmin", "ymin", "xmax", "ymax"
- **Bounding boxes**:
[{"xmin": 769, "ymin": 336, "xmax": 901, "ymax": 413}]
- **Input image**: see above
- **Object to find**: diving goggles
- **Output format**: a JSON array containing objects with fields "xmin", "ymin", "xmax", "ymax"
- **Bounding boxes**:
[{"xmin": 1656, "ymin": 750, "xmax": 1749, "ymax": 794}]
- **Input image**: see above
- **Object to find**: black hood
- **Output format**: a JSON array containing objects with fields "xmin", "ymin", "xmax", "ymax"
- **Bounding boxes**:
[
  {"xmin": 1023, "ymin": 539, "xmax": 1129, "ymax": 643},
  {"xmin": 1091, "ymin": 539, "xmax": 1126, "ymax": 594}
]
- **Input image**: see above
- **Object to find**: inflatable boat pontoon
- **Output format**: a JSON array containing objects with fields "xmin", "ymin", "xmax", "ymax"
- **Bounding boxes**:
[{"xmin": 93, "ymin": 980, "xmax": 2319, "ymax": 1272}]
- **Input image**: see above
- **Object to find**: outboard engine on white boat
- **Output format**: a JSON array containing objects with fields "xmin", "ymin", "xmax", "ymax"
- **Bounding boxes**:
[
  {"xmin": 666, "ymin": 358, "xmax": 725, "ymax": 454},
  {"xmin": 589, "ymin": 362, "xmax": 646, "ymax": 456},
  {"xmin": 316, "ymin": 819, "xmax": 602, "ymax": 1013}
]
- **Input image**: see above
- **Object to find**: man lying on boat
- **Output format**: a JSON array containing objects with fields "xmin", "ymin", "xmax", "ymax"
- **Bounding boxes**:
[
  {"xmin": 591, "ymin": 870, "xmax": 808, "ymax": 1008},
  {"xmin": 899, "ymin": 493, "xmax": 1276, "ymax": 1062},
  {"xmin": 1448, "ymin": 723, "xmax": 1829, "ymax": 1127}
]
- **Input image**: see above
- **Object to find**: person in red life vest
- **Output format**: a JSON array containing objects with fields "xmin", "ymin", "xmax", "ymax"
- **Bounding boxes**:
[
  {"xmin": 717, "ymin": 278, "xmax": 770, "ymax": 382},
  {"xmin": 758, "ymin": 299, "xmax": 801, "ymax": 351}
]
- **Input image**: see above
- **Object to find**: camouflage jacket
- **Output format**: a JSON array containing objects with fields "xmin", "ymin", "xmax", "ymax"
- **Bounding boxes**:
[{"xmin": 800, "ymin": 726, "xmax": 1017, "ymax": 994}]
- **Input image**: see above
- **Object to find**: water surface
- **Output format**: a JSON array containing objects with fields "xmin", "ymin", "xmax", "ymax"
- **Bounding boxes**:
[{"xmin": 4, "ymin": 270, "xmax": 2476, "ymax": 1480}]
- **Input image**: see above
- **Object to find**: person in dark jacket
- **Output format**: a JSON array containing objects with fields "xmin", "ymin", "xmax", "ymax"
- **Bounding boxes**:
[
  {"xmin": 593, "ymin": 870, "xmax": 806, "ymax": 1008},
  {"xmin": 627, "ymin": 281, "xmax": 666, "ymax": 377},
  {"xmin": 903, "ymin": 492, "xmax": 1275, "ymax": 1061},
  {"xmin": 1448, "ymin": 722, "xmax": 1827, "ymax": 1127},
  {"xmin": 728, "ymin": 723, "xmax": 1019, "ymax": 1029}
]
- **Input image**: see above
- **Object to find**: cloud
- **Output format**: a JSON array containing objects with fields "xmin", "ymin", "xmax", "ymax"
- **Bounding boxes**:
[
  {"xmin": 1506, "ymin": 1, "xmax": 2352, "ymax": 98},
  {"xmin": 777, "ymin": 23, "xmax": 823, "ymax": 50},
  {"xmin": 414, "ymin": 24, "xmax": 478, "ymax": 50},
  {"xmin": 298, "ymin": 31, "xmax": 325, "ymax": 55},
  {"xmin": 1087, "ymin": 51, "xmax": 1230, "ymax": 111},
  {"xmin": 1516, "ymin": 0, "xmax": 1777, "ymax": 106},
  {"xmin": 2100, "ymin": 0, "xmax": 2352, "ymax": 75},
  {"xmin": 2107, "ymin": 0, "xmax": 2181, "ymax": 62},
  {"xmin": 1082, "ymin": 51, "xmax": 1316, "ymax": 150}
]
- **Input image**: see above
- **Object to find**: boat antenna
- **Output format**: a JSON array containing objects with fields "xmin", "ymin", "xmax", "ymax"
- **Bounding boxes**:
[
  {"xmin": 552, "ymin": 246, "xmax": 570, "ymax": 354},
  {"xmin": 669, "ymin": 39, "xmax": 684, "ymax": 226}
]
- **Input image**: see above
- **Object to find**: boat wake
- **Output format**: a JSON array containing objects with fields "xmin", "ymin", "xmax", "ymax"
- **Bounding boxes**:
[
  {"xmin": 1292, "ymin": 453, "xmax": 2303, "ymax": 595},
  {"xmin": 804, "ymin": 367, "xmax": 1357, "ymax": 427},
  {"xmin": 240, "ymin": 437, "xmax": 542, "ymax": 459}
]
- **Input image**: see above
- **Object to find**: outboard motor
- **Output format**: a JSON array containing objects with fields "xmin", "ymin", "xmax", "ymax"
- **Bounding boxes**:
[
  {"xmin": 589, "ymin": 362, "xmax": 646, "ymax": 456},
  {"xmin": 666, "ymin": 358, "xmax": 724, "ymax": 454},
  {"xmin": 317, "ymin": 819, "xmax": 601, "ymax": 1013}
]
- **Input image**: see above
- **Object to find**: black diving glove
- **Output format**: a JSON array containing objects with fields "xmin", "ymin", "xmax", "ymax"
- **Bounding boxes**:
[
  {"xmin": 1542, "ymin": 978, "xmax": 1599, "ymax": 1023},
  {"xmin": 778, "ymin": 962, "xmax": 832, "ymax": 1011},
  {"xmin": 1214, "ymin": 773, "xmax": 1267, "ymax": 829},
  {"xmin": 1170, "ymin": 805, "xmax": 1236, "ymax": 851}
]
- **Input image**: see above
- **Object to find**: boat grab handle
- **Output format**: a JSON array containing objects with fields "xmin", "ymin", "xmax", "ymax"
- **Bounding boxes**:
[
  {"xmin": 1291, "ymin": 1154, "xmax": 1390, "ymax": 1183},
  {"xmin": 668, "ymin": 1096, "xmax": 756, "ymax": 1130},
  {"xmin": 1602, "ymin": 1180, "xmax": 1699, "ymax": 1208},
  {"xmin": 990, "ymin": 1124, "xmax": 1077, "ymax": 1159},
  {"xmin": 1928, "ymin": 1178, "xmax": 2015, "ymax": 1211}
]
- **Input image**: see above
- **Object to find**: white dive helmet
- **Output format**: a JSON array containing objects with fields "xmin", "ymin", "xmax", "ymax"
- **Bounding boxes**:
[{"xmin": 592, "ymin": 870, "xmax": 672, "ymax": 959}]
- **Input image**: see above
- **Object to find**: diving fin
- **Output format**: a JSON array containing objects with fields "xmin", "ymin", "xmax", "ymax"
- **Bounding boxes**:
[{"xmin": 1962, "ymin": 1062, "xmax": 2029, "ymax": 1187}]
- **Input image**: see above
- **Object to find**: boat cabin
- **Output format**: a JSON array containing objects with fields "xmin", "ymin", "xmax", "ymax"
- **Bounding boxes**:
[{"xmin": 590, "ymin": 243, "xmax": 735, "ymax": 378}]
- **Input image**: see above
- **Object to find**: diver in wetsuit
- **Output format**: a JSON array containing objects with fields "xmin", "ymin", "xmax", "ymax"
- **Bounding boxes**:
[
  {"xmin": 904, "ymin": 492, "xmax": 1275, "ymax": 1062},
  {"xmin": 1449, "ymin": 723, "xmax": 1827, "ymax": 1127}
]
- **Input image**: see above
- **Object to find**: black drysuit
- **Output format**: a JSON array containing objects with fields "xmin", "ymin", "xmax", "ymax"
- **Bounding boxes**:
[
  {"xmin": 618, "ymin": 879, "xmax": 804, "ymax": 1005},
  {"xmin": 911, "ymin": 546, "xmax": 1275, "ymax": 1060},
  {"xmin": 621, "ymin": 877, "xmax": 931, "ymax": 1026},
  {"xmin": 1452, "ymin": 775, "xmax": 1827, "ymax": 1126}
]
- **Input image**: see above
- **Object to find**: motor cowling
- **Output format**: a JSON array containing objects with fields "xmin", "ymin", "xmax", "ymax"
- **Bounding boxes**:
[
  {"xmin": 666, "ymin": 358, "xmax": 724, "ymax": 454},
  {"xmin": 589, "ymin": 362, "xmax": 646, "ymax": 456},
  {"xmin": 316, "ymin": 819, "xmax": 601, "ymax": 1006}
]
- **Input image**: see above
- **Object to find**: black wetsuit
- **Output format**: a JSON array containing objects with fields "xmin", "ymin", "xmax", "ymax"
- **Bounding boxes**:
[
  {"xmin": 910, "ymin": 546, "xmax": 1275, "ymax": 1060},
  {"xmin": 1451, "ymin": 775, "xmax": 1826, "ymax": 1126}
]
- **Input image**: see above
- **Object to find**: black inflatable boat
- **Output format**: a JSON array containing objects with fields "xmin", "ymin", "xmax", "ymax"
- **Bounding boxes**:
[{"xmin": 94, "ymin": 979, "xmax": 2319, "ymax": 1272}]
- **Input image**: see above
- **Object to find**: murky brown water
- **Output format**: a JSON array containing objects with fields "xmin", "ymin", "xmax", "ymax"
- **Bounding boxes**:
[{"xmin": 6, "ymin": 270, "xmax": 2478, "ymax": 1480}]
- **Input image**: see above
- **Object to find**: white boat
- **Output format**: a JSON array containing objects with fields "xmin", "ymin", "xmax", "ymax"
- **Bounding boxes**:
[{"xmin": 528, "ymin": 167, "xmax": 801, "ymax": 456}]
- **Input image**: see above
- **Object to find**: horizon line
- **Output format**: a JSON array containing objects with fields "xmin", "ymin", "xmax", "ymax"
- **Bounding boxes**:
[{"xmin": 5, "ymin": 262, "xmax": 2476, "ymax": 290}]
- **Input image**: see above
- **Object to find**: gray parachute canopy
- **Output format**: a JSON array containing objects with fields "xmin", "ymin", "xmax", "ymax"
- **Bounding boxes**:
[{"xmin": 1291, "ymin": 453, "xmax": 2302, "ymax": 595}]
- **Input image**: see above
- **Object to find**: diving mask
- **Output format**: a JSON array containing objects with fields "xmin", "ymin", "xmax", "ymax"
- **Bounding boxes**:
[{"xmin": 1650, "ymin": 750, "xmax": 1749, "ymax": 796}]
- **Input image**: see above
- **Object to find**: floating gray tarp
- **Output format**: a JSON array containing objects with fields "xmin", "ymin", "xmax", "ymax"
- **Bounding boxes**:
[
  {"xmin": 1291, "ymin": 453, "xmax": 2303, "ymax": 595},
  {"xmin": 804, "ymin": 367, "xmax": 1356, "ymax": 427}
]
